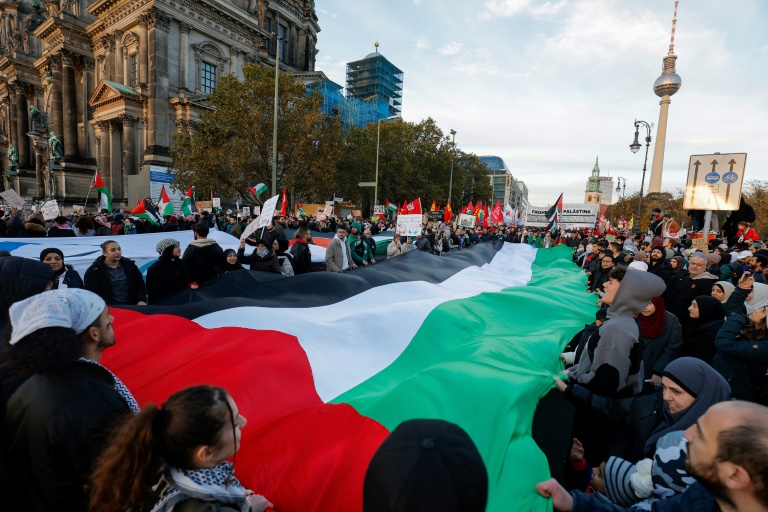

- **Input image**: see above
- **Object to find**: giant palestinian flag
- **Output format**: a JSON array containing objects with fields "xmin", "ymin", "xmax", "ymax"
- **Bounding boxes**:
[{"xmin": 89, "ymin": 242, "xmax": 594, "ymax": 512}]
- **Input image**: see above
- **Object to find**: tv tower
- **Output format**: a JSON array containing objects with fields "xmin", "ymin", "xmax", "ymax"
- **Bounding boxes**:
[{"xmin": 648, "ymin": 1, "xmax": 682, "ymax": 194}]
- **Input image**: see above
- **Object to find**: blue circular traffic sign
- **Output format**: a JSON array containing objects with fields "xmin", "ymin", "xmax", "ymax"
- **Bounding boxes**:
[
  {"xmin": 705, "ymin": 172, "xmax": 720, "ymax": 184},
  {"xmin": 723, "ymin": 172, "xmax": 739, "ymax": 184}
]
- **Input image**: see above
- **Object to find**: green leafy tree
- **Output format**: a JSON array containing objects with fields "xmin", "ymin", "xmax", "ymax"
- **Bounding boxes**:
[
  {"xmin": 742, "ymin": 180, "xmax": 768, "ymax": 237},
  {"xmin": 334, "ymin": 117, "xmax": 491, "ymax": 209},
  {"xmin": 170, "ymin": 64, "xmax": 344, "ymax": 204}
]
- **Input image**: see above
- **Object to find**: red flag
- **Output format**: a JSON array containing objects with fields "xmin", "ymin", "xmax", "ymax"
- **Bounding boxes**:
[
  {"xmin": 444, "ymin": 200, "xmax": 453, "ymax": 223},
  {"xmin": 280, "ymin": 188, "xmax": 288, "ymax": 216},
  {"xmin": 491, "ymin": 200, "xmax": 503, "ymax": 225},
  {"xmin": 405, "ymin": 198, "xmax": 422, "ymax": 215},
  {"xmin": 467, "ymin": 201, "xmax": 474, "ymax": 215},
  {"xmin": 430, "ymin": 199, "xmax": 437, "ymax": 212},
  {"xmin": 461, "ymin": 205, "xmax": 467, "ymax": 214},
  {"xmin": 400, "ymin": 200, "xmax": 407, "ymax": 215},
  {"xmin": 482, "ymin": 204, "xmax": 489, "ymax": 228}
]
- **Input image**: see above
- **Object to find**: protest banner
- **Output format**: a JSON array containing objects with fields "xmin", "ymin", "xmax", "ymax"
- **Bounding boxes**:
[
  {"xmin": 240, "ymin": 194, "xmax": 279, "ymax": 241},
  {"xmin": 524, "ymin": 203, "xmax": 598, "ymax": 228}
]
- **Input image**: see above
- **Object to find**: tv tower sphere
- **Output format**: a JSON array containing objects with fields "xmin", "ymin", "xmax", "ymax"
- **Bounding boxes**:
[{"xmin": 653, "ymin": 54, "xmax": 682, "ymax": 98}]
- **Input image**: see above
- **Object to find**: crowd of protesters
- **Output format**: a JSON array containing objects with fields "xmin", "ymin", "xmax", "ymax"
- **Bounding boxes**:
[{"xmin": 2, "ymin": 196, "xmax": 768, "ymax": 512}]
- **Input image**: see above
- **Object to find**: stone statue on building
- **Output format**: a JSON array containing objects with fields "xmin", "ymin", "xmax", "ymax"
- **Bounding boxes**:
[
  {"xmin": 48, "ymin": 131, "xmax": 63, "ymax": 160},
  {"xmin": 7, "ymin": 144, "xmax": 18, "ymax": 168},
  {"xmin": 247, "ymin": 0, "xmax": 258, "ymax": 15},
  {"xmin": 28, "ymin": 105, "xmax": 45, "ymax": 131}
]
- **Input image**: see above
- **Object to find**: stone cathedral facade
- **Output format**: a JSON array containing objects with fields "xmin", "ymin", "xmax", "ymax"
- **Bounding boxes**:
[{"xmin": 0, "ymin": 0, "xmax": 318, "ymax": 206}]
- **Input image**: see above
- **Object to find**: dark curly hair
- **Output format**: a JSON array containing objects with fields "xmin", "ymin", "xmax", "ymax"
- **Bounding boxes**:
[{"xmin": 1, "ymin": 326, "xmax": 86, "ymax": 374}]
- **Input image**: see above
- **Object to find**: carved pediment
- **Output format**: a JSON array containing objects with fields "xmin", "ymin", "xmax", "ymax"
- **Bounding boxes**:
[{"xmin": 89, "ymin": 79, "xmax": 143, "ymax": 107}]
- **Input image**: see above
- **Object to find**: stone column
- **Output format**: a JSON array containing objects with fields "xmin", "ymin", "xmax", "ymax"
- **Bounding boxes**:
[
  {"xmin": 34, "ymin": 143, "xmax": 45, "ymax": 196},
  {"xmin": 61, "ymin": 51, "xmax": 78, "ymax": 159},
  {"xmin": 50, "ymin": 55, "xmax": 64, "ymax": 143},
  {"xmin": 7, "ymin": 89, "xmax": 17, "ymax": 161},
  {"xmin": 120, "ymin": 114, "xmax": 135, "ymax": 177},
  {"xmin": 96, "ymin": 121, "xmax": 110, "ymax": 181},
  {"xmin": 138, "ymin": 14, "xmax": 149, "ymax": 87},
  {"xmin": 100, "ymin": 34, "xmax": 114, "ymax": 81},
  {"xmin": 179, "ymin": 22, "xmax": 190, "ymax": 90},
  {"xmin": 147, "ymin": 9, "xmax": 170, "ymax": 154},
  {"xmin": 82, "ymin": 58, "xmax": 94, "ymax": 160},
  {"xmin": 14, "ymin": 84, "xmax": 29, "ymax": 168},
  {"xmin": 108, "ymin": 120, "xmax": 123, "ymax": 198},
  {"xmin": 229, "ymin": 47, "xmax": 238, "ymax": 75},
  {"xmin": 113, "ymin": 32, "xmax": 124, "ymax": 84}
]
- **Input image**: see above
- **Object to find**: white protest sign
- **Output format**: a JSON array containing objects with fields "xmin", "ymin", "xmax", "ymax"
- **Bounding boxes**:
[
  {"xmin": 240, "ymin": 195, "xmax": 278, "ymax": 241},
  {"xmin": 396, "ymin": 214, "xmax": 422, "ymax": 236},
  {"xmin": 257, "ymin": 195, "xmax": 279, "ymax": 229},
  {"xmin": 254, "ymin": 206, "xmax": 261, "ymax": 216},
  {"xmin": 212, "ymin": 197, "xmax": 221, "ymax": 208},
  {"xmin": 374, "ymin": 205, "xmax": 385, "ymax": 215},
  {"xmin": 41, "ymin": 200, "xmax": 61, "ymax": 220},
  {"xmin": 242, "ymin": 206, "xmax": 251, "ymax": 217},
  {"xmin": 0, "ymin": 189, "xmax": 25, "ymax": 208},
  {"xmin": 458, "ymin": 213, "xmax": 477, "ymax": 229}
]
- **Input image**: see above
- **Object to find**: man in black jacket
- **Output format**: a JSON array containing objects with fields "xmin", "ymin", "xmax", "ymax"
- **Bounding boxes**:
[
  {"xmin": 3, "ymin": 288, "xmax": 136, "ymax": 512},
  {"xmin": 182, "ymin": 223, "xmax": 224, "ymax": 285}
]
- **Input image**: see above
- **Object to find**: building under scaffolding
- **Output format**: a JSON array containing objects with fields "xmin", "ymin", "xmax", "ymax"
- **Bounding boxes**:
[
  {"xmin": 346, "ymin": 46, "xmax": 403, "ymax": 118},
  {"xmin": 307, "ymin": 79, "xmax": 389, "ymax": 129}
]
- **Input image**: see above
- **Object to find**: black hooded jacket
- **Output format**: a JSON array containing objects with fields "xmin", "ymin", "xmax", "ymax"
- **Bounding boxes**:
[
  {"xmin": 84, "ymin": 255, "xmax": 147, "ymax": 305},
  {"xmin": 146, "ymin": 256, "xmax": 190, "ymax": 303},
  {"xmin": 182, "ymin": 238, "xmax": 224, "ymax": 285},
  {"xmin": 237, "ymin": 246, "xmax": 280, "ymax": 273}
]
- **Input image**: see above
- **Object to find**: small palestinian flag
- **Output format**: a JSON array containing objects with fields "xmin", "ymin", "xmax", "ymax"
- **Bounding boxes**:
[
  {"xmin": 544, "ymin": 193, "xmax": 564, "ymax": 232},
  {"xmin": 385, "ymin": 200, "xmax": 397, "ymax": 213},
  {"xmin": 249, "ymin": 183, "xmax": 268, "ymax": 198},
  {"xmin": 92, "ymin": 171, "xmax": 112, "ymax": 212},
  {"xmin": 158, "ymin": 185, "xmax": 174, "ymax": 217},
  {"xmin": 131, "ymin": 198, "xmax": 161, "ymax": 225},
  {"xmin": 297, "ymin": 203, "xmax": 307, "ymax": 217},
  {"xmin": 181, "ymin": 187, "xmax": 193, "ymax": 218}
]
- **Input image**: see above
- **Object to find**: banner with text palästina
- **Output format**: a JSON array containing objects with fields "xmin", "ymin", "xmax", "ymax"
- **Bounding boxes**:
[{"xmin": 524, "ymin": 203, "xmax": 598, "ymax": 229}]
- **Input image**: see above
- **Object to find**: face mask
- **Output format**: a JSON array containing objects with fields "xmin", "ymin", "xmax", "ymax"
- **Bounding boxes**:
[{"xmin": 256, "ymin": 249, "xmax": 269, "ymax": 257}]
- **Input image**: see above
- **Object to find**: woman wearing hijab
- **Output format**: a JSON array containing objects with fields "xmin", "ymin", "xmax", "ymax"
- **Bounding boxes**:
[
  {"xmin": 711, "ymin": 280, "xmax": 735, "ymax": 304},
  {"xmin": 683, "ymin": 295, "xmax": 725, "ymax": 364},
  {"xmin": 555, "ymin": 357, "xmax": 731, "ymax": 464},
  {"xmin": 222, "ymin": 248, "xmax": 244, "ymax": 273},
  {"xmin": 669, "ymin": 255, "xmax": 686, "ymax": 273},
  {"xmin": 39, "ymin": 248, "xmax": 83, "ymax": 289},
  {"xmin": 714, "ymin": 274, "xmax": 768, "ymax": 401},
  {"xmin": 745, "ymin": 281, "xmax": 768, "ymax": 315},
  {"xmin": 594, "ymin": 358, "xmax": 731, "ymax": 509},
  {"xmin": 273, "ymin": 238, "xmax": 294, "ymax": 276},
  {"xmin": 146, "ymin": 238, "xmax": 193, "ymax": 303},
  {"xmin": 638, "ymin": 296, "xmax": 682, "ymax": 382}
]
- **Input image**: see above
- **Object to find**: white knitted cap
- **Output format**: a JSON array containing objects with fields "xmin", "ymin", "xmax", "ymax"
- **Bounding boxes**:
[{"xmin": 9, "ymin": 289, "xmax": 106, "ymax": 345}]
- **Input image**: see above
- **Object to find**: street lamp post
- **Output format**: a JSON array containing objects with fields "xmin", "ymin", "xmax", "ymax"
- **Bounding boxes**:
[
  {"xmin": 271, "ymin": 31, "xmax": 283, "ymax": 197},
  {"xmin": 447, "ymin": 129, "xmax": 456, "ymax": 203},
  {"xmin": 629, "ymin": 120, "xmax": 652, "ymax": 226},
  {"xmin": 615, "ymin": 176, "xmax": 627, "ymax": 227},
  {"xmin": 373, "ymin": 114, "xmax": 400, "ymax": 207}
]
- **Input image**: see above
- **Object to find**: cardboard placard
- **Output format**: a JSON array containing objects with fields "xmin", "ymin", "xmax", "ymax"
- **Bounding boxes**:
[
  {"xmin": 41, "ymin": 200, "xmax": 61, "ymax": 221},
  {"xmin": 396, "ymin": 214, "xmax": 422, "ymax": 236},
  {"xmin": 242, "ymin": 206, "xmax": 251, "ymax": 217},
  {"xmin": 0, "ymin": 189, "xmax": 25, "ymax": 208},
  {"xmin": 458, "ymin": 214, "xmax": 477, "ymax": 229}
]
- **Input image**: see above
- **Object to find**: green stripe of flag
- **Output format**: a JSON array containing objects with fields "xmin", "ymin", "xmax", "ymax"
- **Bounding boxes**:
[{"xmin": 333, "ymin": 246, "xmax": 596, "ymax": 511}]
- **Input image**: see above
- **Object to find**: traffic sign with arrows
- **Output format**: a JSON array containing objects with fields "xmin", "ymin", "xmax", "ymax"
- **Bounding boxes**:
[{"xmin": 683, "ymin": 153, "xmax": 747, "ymax": 211}]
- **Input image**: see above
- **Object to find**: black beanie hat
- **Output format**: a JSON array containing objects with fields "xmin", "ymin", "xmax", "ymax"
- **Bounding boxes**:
[
  {"xmin": 363, "ymin": 419, "xmax": 488, "ymax": 512},
  {"xmin": 40, "ymin": 248, "xmax": 64, "ymax": 262}
]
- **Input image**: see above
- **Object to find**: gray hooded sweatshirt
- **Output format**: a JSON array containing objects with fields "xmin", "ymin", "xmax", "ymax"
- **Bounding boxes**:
[{"xmin": 570, "ymin": 270, "xmax": 667, "ymax": 397}]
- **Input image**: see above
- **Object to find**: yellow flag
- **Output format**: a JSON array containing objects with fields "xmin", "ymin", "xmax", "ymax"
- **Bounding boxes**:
[{"xmin": 628, "ymin": 216, "xmax": 634, "ymax": 230}]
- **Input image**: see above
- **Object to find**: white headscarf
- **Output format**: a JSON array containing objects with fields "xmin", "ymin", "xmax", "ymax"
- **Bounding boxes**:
[
  {"xmin": 746, "ymin": 282, "xmax": 768, "ymax": 315},
  {"xmin": 9, "ymin": 289, "xmax": 106, "ymax": 345}
]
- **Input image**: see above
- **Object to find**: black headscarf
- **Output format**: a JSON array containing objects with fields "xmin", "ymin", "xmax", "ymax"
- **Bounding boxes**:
[
  {"xmin": 644, "ymin": 357, "xmax": 730, "ymax": 455},
  {"xmin": 222, "ymin": 248, "xmax": 243, "ymax": 272},
  {"xmin": 689, "ymin": 295, "xmax": 725, "ymax": 328}
]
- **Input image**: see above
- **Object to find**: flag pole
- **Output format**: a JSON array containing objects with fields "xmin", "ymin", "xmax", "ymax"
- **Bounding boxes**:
[{"xmin": 82, "ymin": 171, "xmax": 96, "ymax": 213}]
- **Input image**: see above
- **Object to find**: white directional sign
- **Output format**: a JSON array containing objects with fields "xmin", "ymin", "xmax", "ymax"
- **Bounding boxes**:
[
  {"xmin": 683, "ymin": 153, "xmax": 747, "ymax": 211},
  {"xmin": 358, "ymin": 182, "xmax": 376, "ymax": 187}
]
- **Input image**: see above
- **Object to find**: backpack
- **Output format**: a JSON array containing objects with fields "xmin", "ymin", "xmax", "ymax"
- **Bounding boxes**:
[
  {"xmin": 353, "ymin": 238, "xmax": 367, "ymax": 257},
  {"xmin": 278, "ymin": 253, "xmax": 295, "ymax": 276}
]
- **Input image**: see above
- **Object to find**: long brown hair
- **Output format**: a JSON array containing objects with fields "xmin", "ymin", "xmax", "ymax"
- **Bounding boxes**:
[{"xmin": 89, "ymin": 385, "xmax": 230, "ymax": 512}]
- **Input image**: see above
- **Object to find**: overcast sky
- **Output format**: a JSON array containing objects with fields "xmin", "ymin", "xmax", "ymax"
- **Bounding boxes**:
[{"xmin": 314, "ymin": 0, "xmax": 768, "ymax": 207}]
